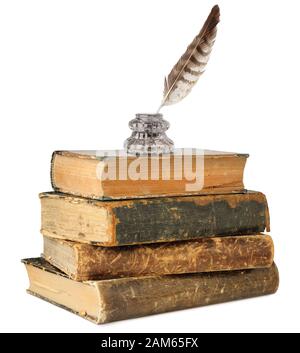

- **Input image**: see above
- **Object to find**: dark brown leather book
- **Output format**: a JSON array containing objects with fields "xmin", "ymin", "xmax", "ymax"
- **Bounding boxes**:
[
  {"xmin": 43, "ymin": 234, "xmax": 274, "ymax": 280},
  {"xmin": 40, "ymin": 191, "xmax": 269, "ymax": 246},
  {"xmin": 23, "ymin": 258, "xmax": 279, "ymax": 324},
  {"xmin": 51, "ymin": 149, "xmax": 248, "ymax": 199}
]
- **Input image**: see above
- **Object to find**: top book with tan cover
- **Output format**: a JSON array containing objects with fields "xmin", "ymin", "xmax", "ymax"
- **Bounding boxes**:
[{"xmin": 51, "ymin": 149, "xmax": 248, "ymax": 199}]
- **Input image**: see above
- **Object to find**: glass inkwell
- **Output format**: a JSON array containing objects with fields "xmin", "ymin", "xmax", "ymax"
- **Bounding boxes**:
[{"xmin": 124, "ymin": 113, "xmax": 174, "ymax": 155}]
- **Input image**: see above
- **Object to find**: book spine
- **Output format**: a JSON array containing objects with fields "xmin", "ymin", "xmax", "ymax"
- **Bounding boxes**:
[
  {"xmin": 62, "ymin": 235, "xmax": 274, "ymax": 280},
  {"xmin": 111, "ymin": 192, "xmax": 270, "ymax": 245},
  {"xmin": 50, "ymin": 151, "xmax": 57, "ymax": 191},
  {"xmin": 97, "ymin": 263, "xmax": 279, "ymax": 324}
]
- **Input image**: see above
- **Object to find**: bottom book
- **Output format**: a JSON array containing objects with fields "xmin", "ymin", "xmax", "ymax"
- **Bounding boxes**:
[{"xmin": 23, "ymin": 258, "xmax": 279, "ymax": 324}]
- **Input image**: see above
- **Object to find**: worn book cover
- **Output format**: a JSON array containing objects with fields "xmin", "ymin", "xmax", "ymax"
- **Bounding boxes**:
[
  {"xmin": 40, "ymin": 190, "xmax": 269, "ymax": 246},
  {"xmin": 23, "ymin": 258, "xmax": 279, "ymax": 324},
  {"xmin": 51, "ymin": 150, "xmax": 248, "ymax": 199},
  {"xmin": 43, "ymin": 234, "xmax": 274, "ymax": 280}
]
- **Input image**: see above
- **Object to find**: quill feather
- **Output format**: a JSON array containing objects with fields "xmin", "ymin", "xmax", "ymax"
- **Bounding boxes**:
[{"xmin": 158, "ymin": 5, "xmax": 220, "ymax": 112}]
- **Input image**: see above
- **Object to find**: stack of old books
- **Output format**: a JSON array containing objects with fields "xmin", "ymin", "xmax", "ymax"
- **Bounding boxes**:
[{"xmin": 23, "ymin": 149, "xmax": 279, "ymax": 324}]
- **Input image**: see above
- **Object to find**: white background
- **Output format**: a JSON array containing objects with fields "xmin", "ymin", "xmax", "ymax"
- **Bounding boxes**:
[{"xmin": 0, "ymin": 0, "xmax": 299, "ymax": 333}]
